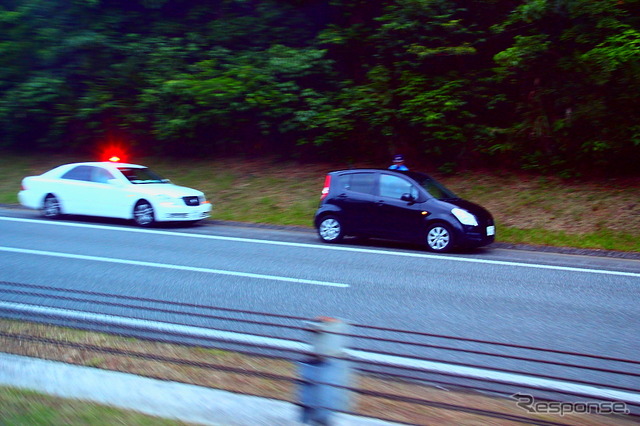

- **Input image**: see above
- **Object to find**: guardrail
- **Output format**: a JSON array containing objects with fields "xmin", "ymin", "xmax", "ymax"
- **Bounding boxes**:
[{"xmin": 0, "ymin": 280, "xmax": 638, "ymax": 425}]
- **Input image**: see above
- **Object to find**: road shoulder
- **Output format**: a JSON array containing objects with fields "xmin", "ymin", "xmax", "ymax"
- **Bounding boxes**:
[{"xmin": 0, "ymin": 352, "xmax": 397, "ymax": 426}]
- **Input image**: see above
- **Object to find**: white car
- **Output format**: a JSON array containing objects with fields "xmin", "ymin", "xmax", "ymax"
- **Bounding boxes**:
[{"xmin": 18, "ymin": 161, "xmax": 212, "ymax": 226}]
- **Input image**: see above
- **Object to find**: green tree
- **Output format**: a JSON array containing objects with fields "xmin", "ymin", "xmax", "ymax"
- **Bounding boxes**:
[
  {"xmin": 491, "ymin": 0, "xmax": 640, "ymax": 174},
  {"xmin": 303, "ymin": 0, "xmax": 513, "ymax": 169},
  {"xmin": 1, "ymin": 0, "xmax": 638, "ymax": 175}
]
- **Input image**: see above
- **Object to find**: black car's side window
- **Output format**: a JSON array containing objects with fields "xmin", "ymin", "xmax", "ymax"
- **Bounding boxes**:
[
  {"xmin": 61, "ymin": 166, "xmax": 92, "ymax": 181},
  {"xmin": 340, "ymin": 173, "xmax": 376, "ymax": 195},
  {"xmin": 380, "ymin": 174, "xmax": 417, "ymax": 200}
]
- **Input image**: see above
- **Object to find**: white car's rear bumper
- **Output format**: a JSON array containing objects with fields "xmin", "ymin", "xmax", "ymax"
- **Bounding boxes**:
[{"xmin": 18, "ymin": 190, "xmax": 42, "ymax": 210}]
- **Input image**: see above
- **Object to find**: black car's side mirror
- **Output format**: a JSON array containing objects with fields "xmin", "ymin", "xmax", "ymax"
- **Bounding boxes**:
[{"xmin": 401, "ymin": 193, "xmax": 415, "ymax": 202}]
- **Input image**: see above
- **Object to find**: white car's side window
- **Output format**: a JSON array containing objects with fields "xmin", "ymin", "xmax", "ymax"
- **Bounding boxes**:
[
  {"xmin": 91, "ymin": 167, "xmax": 115, "ymax": 184},
  {"xmin": 61, "ymin": 166, "xmax": 92, "ymax": 181}
]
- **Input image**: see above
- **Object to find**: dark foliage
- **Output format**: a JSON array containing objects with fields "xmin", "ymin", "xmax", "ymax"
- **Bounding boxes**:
[{"xmin": 1, "ymin": 0, "xmax": 638, "ymax": 174}]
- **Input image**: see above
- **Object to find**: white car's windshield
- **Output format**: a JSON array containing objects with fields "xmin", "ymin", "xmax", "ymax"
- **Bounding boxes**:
[{"xmin": 118, "ymin": 167, "xmax": 169, "ymax": 184}]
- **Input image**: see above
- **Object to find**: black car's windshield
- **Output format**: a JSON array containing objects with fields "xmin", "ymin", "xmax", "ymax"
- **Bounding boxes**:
[
  {"xmin": 411, "ymin": 174, "xmax": 458, "ymax": 200},
  {"xmin": 118, "ymin": 167, "xmax": 169, "ymax": 184}
]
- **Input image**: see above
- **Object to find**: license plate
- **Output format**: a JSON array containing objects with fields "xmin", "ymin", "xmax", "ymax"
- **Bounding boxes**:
[{"xmin": 486, "ymin": 226, "xmax": 495, "ymax": 236}]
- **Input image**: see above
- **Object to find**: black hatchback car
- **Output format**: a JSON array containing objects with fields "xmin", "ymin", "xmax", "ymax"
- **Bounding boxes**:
[{"xmin": 313, "ymin": 169, "xmax": 495, "ymax": 252}]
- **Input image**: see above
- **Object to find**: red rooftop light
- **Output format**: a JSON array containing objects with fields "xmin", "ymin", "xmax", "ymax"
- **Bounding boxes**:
[{"xmin": 98, "ymin": 142, "xmax": 127, "ymax": 163}]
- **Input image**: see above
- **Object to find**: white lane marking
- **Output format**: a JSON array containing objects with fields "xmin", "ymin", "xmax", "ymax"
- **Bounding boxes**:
[
  {"xmin": 2, "ymin": 216, "xmax": 640, "ymax": 278},
  {"xmin": 2, "ymin": 300, "xmax": 639, "ymax": 405},
  {"xmin": 0, "ymin": 246, "xmax": 349, "ymax": 288}
]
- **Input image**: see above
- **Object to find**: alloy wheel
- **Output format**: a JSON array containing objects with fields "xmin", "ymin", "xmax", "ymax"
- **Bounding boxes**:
[
  {"xmin": 134, "ymin": 202, "xmax": 154, "ymax": 226},
  {"xmin": 319, "ymin": 217, "xmax": 343, "ymax": 242},
  {"xmin": 427, "ymin": 225, "xmax": 451, "ymax": 251}
]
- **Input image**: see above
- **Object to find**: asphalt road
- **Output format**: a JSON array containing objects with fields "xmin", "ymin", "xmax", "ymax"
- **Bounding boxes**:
[{"xmin": 1, "ymin": 207, "xmax": 639, "ymax": 403}]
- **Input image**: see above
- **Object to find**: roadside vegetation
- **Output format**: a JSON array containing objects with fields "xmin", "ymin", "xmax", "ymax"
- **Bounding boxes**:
[
  {"xmin": 2, "ymin": 153, "xmax": 639, "ymax": 252},
  {"xmin": 2, "ymin": 1, "xmax": 640, "ymax": 176}
]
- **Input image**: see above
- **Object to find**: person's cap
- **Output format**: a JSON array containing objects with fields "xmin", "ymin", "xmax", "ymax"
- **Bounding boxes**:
[{"xmin": 393, "ymin": 154, "xmax": 404, "ymax": 163}]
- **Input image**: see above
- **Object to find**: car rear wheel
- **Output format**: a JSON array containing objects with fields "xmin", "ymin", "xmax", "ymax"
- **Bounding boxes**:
[
  {"xmin": 133, "ymin": 200, "xmax": 155, "ymax": 227},
  {"xmin": 42, "ymin": 195, "xmax": 62, "ymax": 219},
  {"xmin": 426, "ymin": 223, "xmax": 454, "ymax": 252},
  {"xmin": 318, "ymin": 215, "xmax": 344, "ymax": 243}
]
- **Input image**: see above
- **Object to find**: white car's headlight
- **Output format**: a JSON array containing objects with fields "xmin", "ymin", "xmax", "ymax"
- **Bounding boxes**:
[
  {"xmin": 451, "ymin": 208, "xmax": 478, "ymax": 226},
  {"xmin": 157, "ymin": 194, "xmax": 180, "ymax": 205}
]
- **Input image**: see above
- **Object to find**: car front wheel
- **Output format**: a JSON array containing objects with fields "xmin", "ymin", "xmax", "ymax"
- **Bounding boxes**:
[
  {"xmin": 426, "ymin": 223, "xmax": 454, "ymax": 252},
  {"xmin": 42, "ymin": 194, "xmax": 62, "ymax": 219},
  {"xmin": 318, "ymin": 215, "xmax": 344, "ymax": 243},
  {"xmin": 133, "ymin": 200, "xmax": 155, "ymax": 227}
]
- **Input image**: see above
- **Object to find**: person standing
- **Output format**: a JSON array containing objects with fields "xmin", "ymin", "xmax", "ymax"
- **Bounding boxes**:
[{"xmin": 388, "ymin": 154, "xmax": 409, "ymax": 171}]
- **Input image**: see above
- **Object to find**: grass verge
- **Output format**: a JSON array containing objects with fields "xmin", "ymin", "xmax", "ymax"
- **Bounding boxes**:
[
  {"xmin": 0, "ymin": 386, "xmax": 188, "ymax": 425},
  {"xmin": 2, "ymin": 153, "xmax": 639, "ymax": 252},
  {"xmin": 1, "ymin": 319, "xmax": 637, "ymax": 425}
]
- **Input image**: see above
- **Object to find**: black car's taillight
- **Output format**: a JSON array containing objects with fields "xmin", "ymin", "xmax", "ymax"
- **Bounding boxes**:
[{"xmin": 320, "ymin": 175, "xmax": 331, "ymax": 201}]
